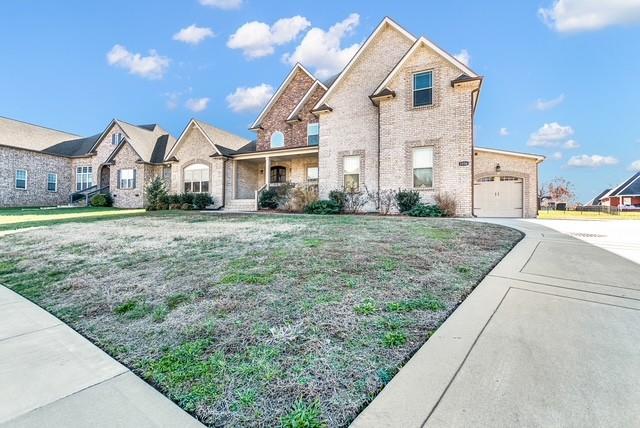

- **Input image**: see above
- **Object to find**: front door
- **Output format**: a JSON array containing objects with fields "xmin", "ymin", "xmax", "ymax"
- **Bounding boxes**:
[{"xmin": 100, "ymin": 165, "xmax": 110, "ymax": 189}]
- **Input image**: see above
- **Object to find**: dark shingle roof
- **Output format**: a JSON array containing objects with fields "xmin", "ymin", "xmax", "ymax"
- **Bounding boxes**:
[
  {"xmin": 586, "ymin": 188, "xmax": 611, "ymax": 205},
  {"xmin": 608, "ymin": 172, "xmax": 640, "ymax": 196},
  {"xmin": 321, "ymin": 74, "xmax": 340, "ymax": 88},
  {"xmin": 42, "ymin": 133, "xmax": 101, "ymax": 157}
]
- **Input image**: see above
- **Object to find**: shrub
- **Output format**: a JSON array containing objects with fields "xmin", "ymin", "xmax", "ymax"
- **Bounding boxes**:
[
  {"xmin": 145, "ymin": 176, "xmax": 168, "ymax": 211},
  {"xmin": 166, "ymin": 194, "xmax": 181, "ymax": 205},
  {"xmin": 396, "ymin": 190, "xmax": 421, "ymax": 213},
  {"xmin": 328, "ymin": 190, "xmax": 346, "ymax": 212},
  {"xmin": 304, "ymin": 200, "xmax": 341, "ymax": 215},
  {"xmin": 434, "ymin": 192, "xmax": 457, "ymax": 217},
  {"xmin": 90, "ymin": 193, "xmax": 113, "ymax": 207},
  {"xmin": 181, "ymin": 203, "xmax": 193, "ymax": 211},
  {"xmin": 179, "ymin": 193, "xmax": 195, "ymax": 205},
  {"xmin": 342, "ymin": 188, "xmax": 369, "ymax": 214},
  {"xmin": 259, "ymin": 188, "xmax": 279, "ymax": 209},
  {"xmin": 169, "ymin": 203, "xmax": 182, "ymax": 210},
  {"xmin": 366, "ymin": 187, "xmax": 397, "ymax": 215},
  {"xmin": 406, "ymin": 204, "xmax": 443, "ymax": 217},
  {"xmin": 280, "ymin": 400, "xmax": 326, "ymax": 428},
  {"xmin": 288, "ymin": 184, "xmax": 318, "ymax": 212},
  {"xmin": 193, "ymin": 193, "xmax": 213, "ymax": 210}
]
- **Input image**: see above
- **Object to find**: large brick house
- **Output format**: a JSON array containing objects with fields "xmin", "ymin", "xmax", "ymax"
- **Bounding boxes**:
[{"xmin": 0, "ymin": 18, "xmax": 544, "ymax": 217}]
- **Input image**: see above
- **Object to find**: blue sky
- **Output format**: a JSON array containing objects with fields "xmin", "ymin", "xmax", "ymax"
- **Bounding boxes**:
[{"xmin": 1, "ymin": 0, "xmax": 639, "ymax": 202}]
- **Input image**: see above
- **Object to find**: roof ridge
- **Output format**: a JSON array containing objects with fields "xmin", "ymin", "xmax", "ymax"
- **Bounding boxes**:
[
  {"xmin": 115, "ymin": 118, "xmax": 157, "ymax": 134},
  {"xmin": 0, "ymin": 115, "xmax": 82, "ymax": 137}
]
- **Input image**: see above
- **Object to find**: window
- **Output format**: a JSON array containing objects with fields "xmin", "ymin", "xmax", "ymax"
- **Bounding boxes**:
[
  {"xmin": 623, "ymin": 197, "xmax": 632, "ymax": 206},
  {"xmin": 307, "ymin": 123, "xmax": 319, "ymax": 146},
  {"xmin": 270, "ymin": 131, "xmax": 284, "ymax": 148},
  {"xmin": 112, "ymin": 132, "xmax": 123, "ymax": 145},
  {"xmin": 76, "ymin": 166, "xmax": 93, "ymax": 191},
  {"xmin": 413, "ymin": 147, "xmax": 433, "ymax": 188},
  {"xmin": 270, "ymin": 166, "xmax": 287, "ymax": 184},
  {"xmin": 47, "ymin": 173, "xmax": 58, "ymax": 192},
  {"xmin": 15, "ymin": 170, "xmax": 27, "ymax": 190},
  {"xmin": 183, "ymin": 164, "xmax": 209, "ymax": 193},
  {"xmin": 413, "ymin": 71, "xmax": 433, "ymax": 107},
  {"xmin": 343, "ymin": 156, "xmax": 360, "ymax": 191},
  {"xmin": 119, "ymin": 169, "xmax": 135, "ymax": 189},
  {"xmin": 306, "ymin": 166, "xmax": 319, "ymax": 182}
]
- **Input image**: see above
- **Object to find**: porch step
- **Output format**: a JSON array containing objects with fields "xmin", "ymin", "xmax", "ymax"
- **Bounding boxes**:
[{"xmin": 223, "ymin": 199, "xmax": 257, "ymax": 212}]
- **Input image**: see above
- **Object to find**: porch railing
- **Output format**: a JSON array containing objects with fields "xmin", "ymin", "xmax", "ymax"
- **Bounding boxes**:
[
  {"xmin": 69, "ymin": 185, "xmax": 110, "ymax": 206},
  {"xmin": 254, "ymin": 184, "xmax": 268, "ymax": 211}
]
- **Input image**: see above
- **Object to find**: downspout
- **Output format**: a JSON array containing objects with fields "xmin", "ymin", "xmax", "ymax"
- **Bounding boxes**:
[
  {"xmin": 471, "ymin": 87, "xmax": 479, "ymax": 217},
  {"xmin": 377, "ymin": 105, "xmax": 381, "ymax": 211}
]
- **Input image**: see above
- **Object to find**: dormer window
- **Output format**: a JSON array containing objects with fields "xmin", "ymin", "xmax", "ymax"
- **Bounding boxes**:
[
  {"xmin": 413, "ymin": 71, "xmax": 433, "ymax": 107},
  {"xmin": 112, "ymin": 132, "xmax": 123, "ymax": 145},
  {"xmin": 270, "ymin": 131, "xmax": 284, "ymax": 149}
]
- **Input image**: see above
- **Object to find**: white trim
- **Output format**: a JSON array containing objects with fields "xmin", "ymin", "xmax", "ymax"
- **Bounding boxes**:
[
  {"xmin": 286, "ymin": 81, "xmax": 323, "ymax": 122},
  {"xmin": 474, "ymin": 147, "xmax": 545, "ymax": 162},
  {"xmin": 611, "ymin": 173, "xmax": 640, "ymax": 197},
  {"xmin": 250, "ymin": 63, "xmax": 318, "ymax": 130},
  {"xmin": 47, "ymin": 172, "xmax": 58, "ymax": 192},
  {"xmin": 88, "ymin": 119, "xmax": 129, "ymax": 154},
  {"xmin": 232, "ymin": 146, "xmax": 318, "ymax": 160},
  {"xmin": 15, "ymin": 169, "xmax": 27, "ymax": 190},
  {"xmin": 373, "ymin": 37, "xmax": 478, "ymax": 97},
  {"xmin": 165, "ymin": 119, "xmax": 221, "ymax": 159},
  {"xmin": 313, "ymin": 17, "xmax": 417, "ymax": 111}
]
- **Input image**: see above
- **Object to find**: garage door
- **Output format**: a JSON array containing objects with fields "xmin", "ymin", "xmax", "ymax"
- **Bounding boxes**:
[{"xmin": 474, "ymin": 176, "xmax": 523, "ymax": 218}]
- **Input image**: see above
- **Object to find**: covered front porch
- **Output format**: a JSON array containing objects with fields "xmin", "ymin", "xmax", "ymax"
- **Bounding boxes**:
[{"xmin": 226, "ymin": 146, "xmax": 319, "ymax": 211}]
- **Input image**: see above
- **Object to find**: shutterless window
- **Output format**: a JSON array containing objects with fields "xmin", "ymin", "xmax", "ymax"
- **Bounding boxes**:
[
  {"xmin": 270, "ymin": 166, "xmax": 287, "ymax": 184},
  {"xmin": 47, "ymin": 173, "xmax": 57, "ymax": 192},
  {"xmin": 270, "ymin": 131, "xmax": 285, "ymax": 148},
  {"xmin": 306, "ymin": 166, "xmax": 319, "ymax": 181},
  {"xmin": 76, "ymin": 166, "xmax": 93, "ymax": 191},
  {"xmin": 307, "ymin": 123, "xmax": 319, "ymax": 146},
  {"xmin": 119, "ymin": 169, "xmax": 135, "ymax": 189},
  {"xmin": 413, "ymin": 71, "xmax": 433, "ymax": 107},
  {"xmin": 112, "ymin": 132, "xmax": 122, "ymax": 145},
  {"xmin": 184, "ymin": 164, "xmax": 209, "ymax": 193},
  {"xmin": 15, "ymin": 169, "xmax": 27, "ymax": 189},
  {"xmin": 413, "ymin": 147, "xmax": 433, "ymax": 188},
  {"xmin": 343, "ymin": 156, "xmax": 360, "ymax": 191}
]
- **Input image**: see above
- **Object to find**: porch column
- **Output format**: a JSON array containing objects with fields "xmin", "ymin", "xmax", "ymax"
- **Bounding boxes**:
[{"xmin": 265, "ymin": 156, "xmax": 271, "ymax": 188}]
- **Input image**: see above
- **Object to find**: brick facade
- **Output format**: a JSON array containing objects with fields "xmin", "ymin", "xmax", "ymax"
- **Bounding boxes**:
[{"xmin": 109, "ymin": 142, "xmax": 147, "ymax": 209}]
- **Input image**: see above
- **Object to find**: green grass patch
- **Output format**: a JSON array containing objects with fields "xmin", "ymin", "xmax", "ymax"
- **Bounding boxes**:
[
  {"xmin": 220, "ymin": 272, "xmax": 274, "ymax": 285},
  {"xmin": 280, "ymin": 400, "xmax": 327, "ymax": 428},
  {"xmin": 354, "ymin": 300, "xmax": 379, "ymax": 315},
  {"xmin": 385, "ymin": 296, "xmax": 446, "ymax": 313},
  {"xmin": 166, "ymin": 293, "xmax": 190, "ymax": 310},
  {"xmin": 382, "ymin": 331, "xmax": 407, "ymax": 348},
  {"xmin": 114, "ymin": 300, "xmax": 153, "ymax": 320}
]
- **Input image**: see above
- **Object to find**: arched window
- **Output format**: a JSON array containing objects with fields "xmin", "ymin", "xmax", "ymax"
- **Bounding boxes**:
[
  {"xmin": 270, "ymin": 131, "xmax": 284, "ymax": 148},
  {"xmin": 270, "ymin": 166, "xmax": 286, "ymax": 184},
  {"xmin": 184, "ymin": 163, "xmax": 209, "ymax": 193}
]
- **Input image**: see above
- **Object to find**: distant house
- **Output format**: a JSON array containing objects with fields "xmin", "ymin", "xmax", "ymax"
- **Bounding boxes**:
[
  {"xmin": 599, "ymin": 172, "xmax": 640, "ymax": 207},
  {"xmin": 584, "ymin": 188, "xmax": 611, "ymax": 206}
]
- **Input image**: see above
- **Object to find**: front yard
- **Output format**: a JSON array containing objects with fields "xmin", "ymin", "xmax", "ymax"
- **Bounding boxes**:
[
  {"xmin": 0, "ymin": 213, "xmax": 520, "ymax": 427},
  {"xmin": 0, "ymin": 207, "xmax": 146, "ymax": 231}
]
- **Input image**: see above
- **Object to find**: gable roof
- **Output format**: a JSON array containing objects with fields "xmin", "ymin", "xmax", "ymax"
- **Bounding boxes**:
[
  {"xmin": 604, "ymin": 172, "xmax": 640, "ymax": 198},
  {"xmin": 372, "ymin": 36, "xmax": 479, "ymax": 98},
  {"xmin": 585, "ymin": 188, "xmax": 611, "ymax": 206},
  {"xmin": 313, "ymin": 17, "xmax": 417, "ymax": 111},
  {"xmin": 249, "ymin": 63, "xmax": 321, "ymax": 130},
  {"xmin": 166, "ymin": 119, "xmax": 249, "ymax": 160},
  {"xmin": 286, "ymin": 81, "xmax": 325, "ymax": 122},
  {"xmin": 0, "ymin": 116, "xmax": 81, "ymax": 152}
]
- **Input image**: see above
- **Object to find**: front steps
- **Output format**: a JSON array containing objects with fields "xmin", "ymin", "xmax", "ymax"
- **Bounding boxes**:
[{"xmin": 223, "ymin": 199, "xmax": 257, "ymax": 212}]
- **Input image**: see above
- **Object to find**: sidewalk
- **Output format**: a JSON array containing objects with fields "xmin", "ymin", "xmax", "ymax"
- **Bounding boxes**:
[
  {"xmin": 352, "ymin": 219, "xmax": 640, "ymax": 427},
  {"xmin": 0, "ymin": 286, "xmax": 203, "ymax": 428}
]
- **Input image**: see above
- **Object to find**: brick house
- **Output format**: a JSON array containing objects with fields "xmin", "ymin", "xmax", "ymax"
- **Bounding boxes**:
[
  {"xmin": 0, "ymin": 17, "xmax": 544, "ymax": 217},
  {"xmin": 597, "ymin": 172, "xmax": 640, "ymax": 208}
]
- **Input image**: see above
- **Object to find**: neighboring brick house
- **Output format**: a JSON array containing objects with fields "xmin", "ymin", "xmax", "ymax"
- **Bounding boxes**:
[
  {"xmin": 0, "ymin": 17, "xmax": 544, "ymax": 217},
  {"xmin": 597, "ymin": 172, "xmax": 640, "ymax": 208}
]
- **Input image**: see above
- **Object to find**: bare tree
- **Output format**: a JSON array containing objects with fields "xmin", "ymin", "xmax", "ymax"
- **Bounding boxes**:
[{"xmin": 547, "ymin": 177, "xmax": 576, "ymax": 203}]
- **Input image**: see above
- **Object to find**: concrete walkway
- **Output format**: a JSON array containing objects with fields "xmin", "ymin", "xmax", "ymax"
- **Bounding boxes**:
[
  {"xmin": 352, "ymin": 219, "xmax": 640, "ymax": 428},
  {"xmin": 0, "ymin": 286, "xmax": 203, "ymax": 427}
]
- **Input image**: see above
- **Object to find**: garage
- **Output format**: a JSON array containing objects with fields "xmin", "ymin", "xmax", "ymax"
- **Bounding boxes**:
[{"xmin": 473, "ymin": 176, "xmax": 523, "ymax": 217}]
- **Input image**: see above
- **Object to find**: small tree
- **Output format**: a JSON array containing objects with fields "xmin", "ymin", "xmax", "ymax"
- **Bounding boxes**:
[
  {"xmin": 547, "ymin": 177, "xmax": 575, "ymax": 204},
  {"xmin": 145, "ymin": 176, "xmax": 167, "ymax": 211}
]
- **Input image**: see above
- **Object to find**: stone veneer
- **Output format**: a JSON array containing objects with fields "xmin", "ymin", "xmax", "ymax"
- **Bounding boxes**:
[
  {"xmin": 0, "ymin": 146, "xmax": 72, "ymax": 207},
  {"xmin": 379, "ymin": 44, "xmax": 475, "ymax": 216},
  {"xmin": 109, "ymin": 142, "xmax": 147, "ymax": 209},
  {"xmin": 317, "ymin": 24, "xmax": 415, "ymax": 206},
  {"xmin": 473, "ymin": 150, "xmax": 539, "ymax": 218}
]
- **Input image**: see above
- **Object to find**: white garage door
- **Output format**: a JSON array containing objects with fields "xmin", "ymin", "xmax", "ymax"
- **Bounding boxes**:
[{"xmin": 474, "ymin": 176, "xmax": 523, "ymax": 218}]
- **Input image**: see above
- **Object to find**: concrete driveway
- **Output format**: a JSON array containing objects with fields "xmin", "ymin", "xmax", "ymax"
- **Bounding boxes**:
[{"xmin": 353, "ymin": 219, "xmax": 640, "ymax": 428}]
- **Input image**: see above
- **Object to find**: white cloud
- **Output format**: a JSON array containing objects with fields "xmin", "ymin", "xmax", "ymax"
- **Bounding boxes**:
[
  {"xmin": 173, "ymin": 25, "xmax": 215, "ymax": 45},
  {"xmin": 499, "ymin": 127, "xmax": 509, "ymax": 136},
  {"xmin": 165, "ymin": 92, "xmax": 181, "ymax": 110},
  {"xmin": 226, "ymin": 84, "xmax": 274, "ymax": 113},
  {"xmin": 551, "ymin": 151, "xmax": 563, "ymax": 160},
  {"xmin": 453, "ymin": 49, "xmax": 471, "ymax": 66},
  {"xmin": 228, "ymin": 16, "xmax": 310, "ymax": 59},
  {"xmin": 528, "ymin": 122, "xmax": 574, "ymax": 147},
  {"xmin": 563, "ymin": 139, "xmax": 580, "ymax": 149},
  {"xmin": 539, "ymin": 0, "xmax": 640, "ymax": 32},
  {"xmin": 106, "ymin": 44, "xmax": 169, "ymax": 79},
  {"xmin": 199, "ymin": 0, "xmax": 242, "ymax": 9},
  {"xmin": 185, "ymin": 97, "xmax": 210, "ymax": 112},
  {"xmin": 567, "ymin": 154, "xmax": 619, "ymax": 167},
  {"xmin": 630, "ymin": 160, "xmax": 640, "ymax": 171},
  {"xmin": 535, "ymin": 94, "xmax": 565, "ymax": 111},
  {"xmin": 283, "ymin": 13, "xmax": 361, "ymax": 79}
]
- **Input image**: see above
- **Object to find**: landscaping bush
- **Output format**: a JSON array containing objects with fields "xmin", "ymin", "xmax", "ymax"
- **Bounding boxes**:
[
  {"xmin": 342, "ymin": 188, "xmax": 369, "ymax": 214},
  {"xmin": 90, "ymin": 193, "xmax": 113, "ymax": 207},
  {"xmin": 289, "ymin": 184, "xmax": 319, "ymax": 212},
  {"xmin": 396, "ymin": 190, "xmax": 421, "ymax": 213},
  {"xmin": 406, "ymin": 203, "xmax": 444, "ymax": 217},
  {"xmin": 193, "ymin": 193, "xmax": 213, "ymax": 210},
  {"xmin": 180, "ymin": 203, "xmax": 193, "ymax": 211},
  {"xmin": 145, "ymin": 176, "xmax": 168, "ymax": 211},
  {"xmin": 179, "ymin": 193, "xmax": 195, "ymax": 205},
  {"xmin": 166, "ymin": 194, "xmax": 181, "ymax": 205},
  {"xmin": 169, "ymin": 203, "xmax": 182, "ymax": 210},
  {"xmin": 328, "ymin": 190, "xmax": 346, "ymax": 212},
  {"xmin": 304, "ymin": 200, "xmax": 341, "ymax": 215},
  {"xmin": 259, "ymin": 188, "xmax": 279, "ymax": 209},
  {"xmin": 366, "ymin": 187, "xmax": 397, "ymax": 215},
  {"xmin": 434, "ymin": 192, "xmax": 457, "ymax": 217}
]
